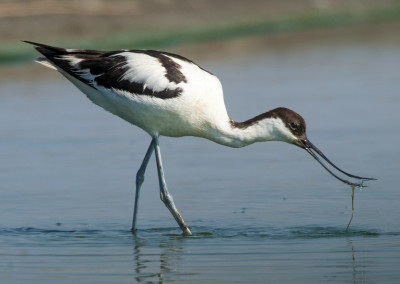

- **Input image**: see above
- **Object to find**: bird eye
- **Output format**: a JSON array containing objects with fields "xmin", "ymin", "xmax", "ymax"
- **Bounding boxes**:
[{"xmin": 289, "ymin": 122, "xmax": 298, "ymax": 130}]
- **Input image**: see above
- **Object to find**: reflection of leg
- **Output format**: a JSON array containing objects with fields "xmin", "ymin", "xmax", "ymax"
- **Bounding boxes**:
[
  {"xmin": 131, "ymin": 138, "xmax": 155, "ymax": 232},
  {"xmin": 153, "ymin": 137, "xmax": 192, "ymax": 235}
]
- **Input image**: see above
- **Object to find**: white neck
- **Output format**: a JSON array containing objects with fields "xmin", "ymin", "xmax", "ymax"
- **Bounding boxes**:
[{"xmin": 205, "ymin": 116, "xmax": 292, "ymax": 148}]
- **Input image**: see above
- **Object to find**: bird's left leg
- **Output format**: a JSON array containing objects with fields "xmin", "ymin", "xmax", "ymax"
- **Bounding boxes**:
[
  {"xmin": 153, "ymin": 137, "xmax": 192, "ymax": 235},
  {"xmin": 131, "ymin": 138, "xmax": 155, "ymax": 232}
]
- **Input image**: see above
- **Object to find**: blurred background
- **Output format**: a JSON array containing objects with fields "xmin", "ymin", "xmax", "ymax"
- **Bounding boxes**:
[
  {"xmin": 1, "ymin": 0, "xmax": 400, "ymax": 65},
  {"xmin": 1, "ymin": 1, "xmax": 400, "ymax": 282}
]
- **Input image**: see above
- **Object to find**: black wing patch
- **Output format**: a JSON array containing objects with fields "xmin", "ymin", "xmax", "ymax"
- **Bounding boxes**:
[
  {"xmin": 26, "ymin": 41, "xmax": 190, "ymax": 99},
  {"xmin": 130, "ymin": 50, "xmax": 188, "ymax": 84},
  {"xmin": 76, "ymin": 53, "xmax": 184, "ymax": 99}
]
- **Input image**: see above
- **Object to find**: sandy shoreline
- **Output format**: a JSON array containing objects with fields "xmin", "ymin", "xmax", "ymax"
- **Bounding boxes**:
[{"xmin": 2, "ymin": 0, "xmax": 397, "ymax": 41}]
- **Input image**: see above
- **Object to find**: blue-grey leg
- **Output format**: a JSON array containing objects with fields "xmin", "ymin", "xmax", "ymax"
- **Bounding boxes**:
[
  {"xmin": 153, "ymin": 137, "xmax": 192, "ymax": 235},
  {"xmin": 131, "ymin": 138, "xmax": 155, "ymax": 232}
]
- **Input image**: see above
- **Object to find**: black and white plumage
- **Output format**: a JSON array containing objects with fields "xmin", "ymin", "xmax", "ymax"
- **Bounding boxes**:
[{"xmin": 26, "ymin": 41, "xmax": 374, "ymax": 234}]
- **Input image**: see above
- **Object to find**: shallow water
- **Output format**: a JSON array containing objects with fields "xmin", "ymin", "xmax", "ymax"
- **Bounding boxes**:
[{"xmin": 1, "ymin": 31, "xmax": 400, "ymax": 282}]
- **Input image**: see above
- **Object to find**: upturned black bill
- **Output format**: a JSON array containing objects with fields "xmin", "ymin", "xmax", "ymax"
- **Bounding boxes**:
[{"xmin": 300, "ymin": 138, "xmax": 376, "ymax": 187}]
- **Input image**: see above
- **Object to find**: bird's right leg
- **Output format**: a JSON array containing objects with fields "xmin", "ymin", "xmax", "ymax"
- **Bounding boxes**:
[
  {"xmin": 131, "ymin": 138, "xmax": 155, "ymax": 232},
  {"xmin": 153, "ymin": 137, "xmax": 192, "ymax": 235}
]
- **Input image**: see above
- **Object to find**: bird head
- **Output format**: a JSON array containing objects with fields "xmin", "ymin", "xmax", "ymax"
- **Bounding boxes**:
[{"xmin": 268, "ymin": 107, "xmax": 375, "ymax": 187}]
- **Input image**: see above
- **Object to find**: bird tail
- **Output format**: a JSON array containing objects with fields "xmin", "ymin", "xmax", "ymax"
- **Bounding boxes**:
[
  {"xmin": 23, "ymin": 40, "xmax": 69, "ymax": 56},
  {"xmin": 23, "ymin": 40, "xmax": 78, "ymax": 73},
  {"xmin": 35, "ymin": 57, "xmax": 57, "ymax": 70}
]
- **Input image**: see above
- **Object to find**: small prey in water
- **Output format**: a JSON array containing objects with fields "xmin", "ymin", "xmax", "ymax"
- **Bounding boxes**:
[{"xmin": 346, "ymin": 186, "xmax": 356, "ymax": 231}]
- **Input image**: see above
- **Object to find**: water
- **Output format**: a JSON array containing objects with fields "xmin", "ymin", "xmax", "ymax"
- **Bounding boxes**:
[{"xmin": 1, "ymin": 30, "xmax": 400, "ymax": 282}]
